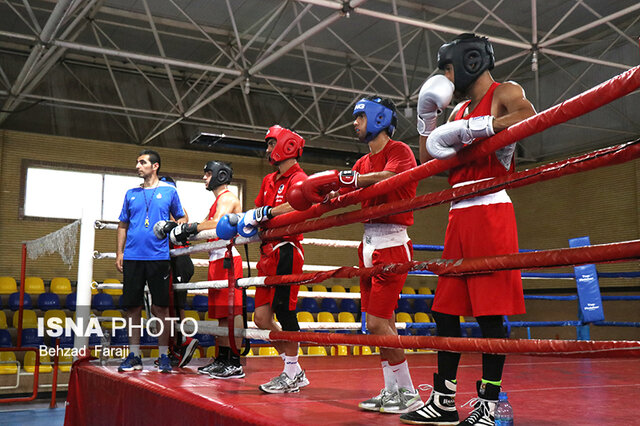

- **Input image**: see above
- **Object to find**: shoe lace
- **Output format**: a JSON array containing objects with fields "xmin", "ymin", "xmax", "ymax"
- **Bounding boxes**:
[
  {"xmin": 461, "ymin": 398, "xmax": 490, "ymax": 421},
  {"xmin": 417, "ymin": 384, "xmax": 433, "ymax": 392}
]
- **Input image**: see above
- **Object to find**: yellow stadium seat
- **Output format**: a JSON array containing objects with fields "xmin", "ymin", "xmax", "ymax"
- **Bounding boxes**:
[
  {"xmin": 192, "ymin": 348, "xmax": 201, "ymax": 360},
  {"xmin": 58, "ymin": 354, "xmax": 73, "ymax": 372},
  {"xmin": 0, "ymin": 277, "xmax": 17, "ymax": 294},
  {"xmin": 0, "ymin": 311, "xmax": 7, "ymax": 329},
  {"xmin": 44, "ymin": 310, "xmax": 67, "ymax": 329},
  {"xmin": 183, "ymin": 310, "xmax": 201, "ymax": 321},
  {"xmin": 312, "ymin": 284, "xmax": 327, "ymax": 293},
  {"xmin": 245, "ymin": 349, "xmax": 254, "ymax": 357},
  {"xmin": 415, "ymin": 312, "xmax": 431, "ymax": 323},
  {"xmin": 13, "ymin": 309, "xmax": 38, "ymax": 328},
  {"xmin": 299, "ymin": 347, "xmax": 304, "ymax": 356},
  {"xmin": 307, "ymin": 346, "xmax": 327, "ymax": 356},
  {"xmin": 50, "ymin": 277, "xmax": 72, "ymax": 295},
  {"xmin": 418, "ymin": 287, "xmax": 432, "ymax": 295},
  {"xmin": 396, "ymin": 312, "xmax": 413, "ymax": 323},
  {"xmin": 101, "ymin": 309, "xmax": 123, "ymax": 328},
  {"xmin": 102, "ymin": 279, "xmax": 123, "ymax": 296},
  {"xmin": 24, "ymin": 351, "xmax": 52, "ymax": 373},
  {"xmin": 338, "ymin": 312, "xmax": 355, "ymax": 323},
  {"xmin": 330, "ymin": 345, "xmax": 348, "ymax": 356},
  {"xmin": 354, "ymin": 346, "xmax": 372, "ymax": 355},
  {"xmin": 141, "ymin": 311, "xmax": 148, "ymax": 320},
  {"xmin": 298, "ymin": 285, "xmax": 309, "ymax": 292},
  {"xmin": 331, "ymin": 285, "xmax": 346, "ymax": 293},
  {"xmin": 349, "ymin": 285, "xmax": 360, "ymax": 293},
  {"xmin": 258, "ymin": 346, "xmax": 278, "ymax": 356},
  {"xmin": 206, "ymin": 346, "xmax": 217, "ymax": 358},
  {"xmin": 0, "ymin": 351, "xmax": 18, "ymax": 374},
  {"xmin": 317, "ymin": 312, "xmax": 335, "ymax": 323},
  {"xmin": 204, "ymin": 312, "xmax": 219, "ymax": 321},
  {"xmin": 24, "ymin": 277, "xmax": 45, "ymax": 295},
  {"xmin": 297, "ymin": 311, "xmax": 314, "ymax": 323},
  {"xmin": 247, "ymin": 286, "xmax": 257, "ymax": 291},
  {"xmin": 150, "ymin": 349, "xmax": 160, "ymax": 358},
  {"xmin": 401, "ymin": 287, "xmax": 416, "ymax": 295}
]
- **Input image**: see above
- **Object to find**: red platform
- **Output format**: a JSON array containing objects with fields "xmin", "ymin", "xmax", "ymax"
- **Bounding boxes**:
[{"xmin": 64, "ymin": 353, "xmax": 640, "ymax": 425}]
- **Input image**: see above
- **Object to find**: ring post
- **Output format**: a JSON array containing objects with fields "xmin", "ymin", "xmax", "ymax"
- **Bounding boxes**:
[{"xmin": 74, "ymin": 208, "xmax": 97, "ymax": 358}]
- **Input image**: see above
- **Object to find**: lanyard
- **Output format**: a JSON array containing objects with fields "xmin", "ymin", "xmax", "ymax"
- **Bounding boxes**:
[{"xmin": 141, "ymin": 185, "xmax": 159, "ymax": 228}]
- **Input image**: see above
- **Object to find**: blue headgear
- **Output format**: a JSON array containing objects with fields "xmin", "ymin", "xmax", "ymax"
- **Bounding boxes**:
[{"xmin": 352, "ymin": 98, "xmax": 396, "ymax": 143}]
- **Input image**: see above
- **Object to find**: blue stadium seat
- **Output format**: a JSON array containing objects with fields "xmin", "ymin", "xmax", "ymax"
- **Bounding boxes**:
[
  {"xmin": 88, "ymin": 332, "xmax": 101, "ymax": 346},
  {"xmin": 0, "ymin": 329, "xmax": 11, "ymax": 347},
  {"xmin": 413, "ymin": 298, "xmax": 431, "ymax": 314},
  {"xmin": 65, "ymin": 293, "xmax": 77, "ymax": 311},
  {"xmin": 320, "ymin": 298, "xmax": 339, "ymax": 313},
  {"xmin": 118, "ymin": 295, "xmax": 125, "ymax": 309},
  {"xmin": 195, "ymin": 333, "xmax": 215, "ymax": 347},
  {"xmin": 92, "ymin": 293, "xmax": 115, "ymax": 311},
  {"xmin": 111, "ymin": 327, "xmax": 129, "ymax": 346},
  {"xmin": 396, "ymin": 298, "xmax": 413, "ymax": 313},
  {"xmin": 339, "ymin": 299, "xmax": 358, "ymax": 313},
  {"xmin": 246, "ymin": 297, "xmax": 255, "ymax": 313},
  {"xmin": 21, "ymin": 328, "xmax": 44, "ymax": 347},
  {"xmin": 300, "ymin": 298, "xmax": 319, "ymax": 313},
  {"xmin": 8, "ymin": 292, "xmax": 32, "ymax": 311},
  {"xmin": 191, "ymin": 295, "xmax": 209, "ymax": 312},
  {"xmin": 59, "ymin": 334, "xmax": 74, "ymax": 348},
  {"xmin": 140, "ymin": 332, "xmax": 158, "ymax": 346},
  {"xmin": 38, "ymin": 293, "xmax": 61, "ymax": 311}
]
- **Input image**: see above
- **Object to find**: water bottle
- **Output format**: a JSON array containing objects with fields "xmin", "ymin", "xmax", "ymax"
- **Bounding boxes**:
[{"xmin": 494, "ymin": 391, "xmax": 514, "ymax": 426}]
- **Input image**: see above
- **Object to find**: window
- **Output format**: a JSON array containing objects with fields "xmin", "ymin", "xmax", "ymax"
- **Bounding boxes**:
[{"xmin": 23, "ymin": 165, "xmax": 243, "ymax": 222}]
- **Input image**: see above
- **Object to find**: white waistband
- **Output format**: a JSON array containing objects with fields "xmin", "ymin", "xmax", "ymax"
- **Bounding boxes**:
[
  {"xmin": 209, "ymin": 246, "xmax": 240, "ymax": 262},
  {"xmin": 363, "ymin": 224, "xmax": 409, "ymax": 250},
  {"xmin": 450, "ymin": 178, "xmax": 511, "ymax": 210}
]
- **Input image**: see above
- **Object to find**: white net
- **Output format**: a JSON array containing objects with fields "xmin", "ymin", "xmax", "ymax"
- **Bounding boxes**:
[{"xmin": 25, "ymin": 220, "xmax": 80, "ymax": 268}]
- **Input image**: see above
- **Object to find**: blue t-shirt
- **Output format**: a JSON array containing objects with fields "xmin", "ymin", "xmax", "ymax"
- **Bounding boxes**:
[{"xmin": 119, "ymin": 181, "xmax": 185, "ymax": 260}]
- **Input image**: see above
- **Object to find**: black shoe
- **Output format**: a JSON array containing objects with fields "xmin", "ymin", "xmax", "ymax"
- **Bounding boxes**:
[
  {"xmin": 400, "ymin": 373, "xmax": 459, "ymax": 425},
  {"xmin": 458, "ymin": 381, "xmax": 500, "ymax": 426},
  {"xmin": 210, "ymin": 363, "xmax": 245, "ymax": 379},
  {"xmin": 197, "ymin": 358, "xmax": 227, "ymax": 375}
]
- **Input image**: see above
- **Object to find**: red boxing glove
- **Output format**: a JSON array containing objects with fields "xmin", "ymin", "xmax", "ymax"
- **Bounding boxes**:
[
  {"xmin": 286, "ymin": 180, "xmax": 313, "ymax": 211},
  {"xmin": 301, "ymin": 170, "xmax": 358, "ymax": 204}
]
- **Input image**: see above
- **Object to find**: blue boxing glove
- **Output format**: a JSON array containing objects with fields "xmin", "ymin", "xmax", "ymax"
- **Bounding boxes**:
[
  {"xmin": 237, "ymin": 206, "xmax": 273, "ymax": 238},
  {"xmin": 216, "ymin": 214, "xmax": 240, "ymax": 240}
]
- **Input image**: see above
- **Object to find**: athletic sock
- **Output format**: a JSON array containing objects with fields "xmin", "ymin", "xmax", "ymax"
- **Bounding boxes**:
[
  {"xmin": 390, "ymin": 359, "xmax": 414, "ymax": 393},
  {"xmin": 481, "ymin": 378, "xmax": 502, "ymax": 387},
  {"xmin": 283, "ymin": 355, "xmax": 301, "ymax": 379},
  {"xmin": 130, "ymin": 344, "xmax": 140, "ymax": 357},
  {"xmin": 218, "ymin": 346, "xmax": 230, "ymax": 361},
  {"xmin": 158, "ymin": 345, "xmax": 168, "ymax": 356},
  {"xmin": 382, "ymin": 360, "xmax": 398, "ymax": 392}
]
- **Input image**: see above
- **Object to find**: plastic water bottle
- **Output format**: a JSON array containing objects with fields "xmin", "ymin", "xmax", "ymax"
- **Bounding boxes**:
[{"xmin": 494, "ymin": 391, "xmax": 514, "ymax": 426}]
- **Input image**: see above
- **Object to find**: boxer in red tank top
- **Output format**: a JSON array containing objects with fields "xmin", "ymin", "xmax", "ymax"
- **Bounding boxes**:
[{"xmin": 402, "ymin": 34, "xmax": 536, "ymax": 426}]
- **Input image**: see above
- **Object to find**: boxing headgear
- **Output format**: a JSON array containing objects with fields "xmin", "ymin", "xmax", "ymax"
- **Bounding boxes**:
[
  {"xmin": 265, "ymin": 125, "xmax": 305, "ymax": 165},
  {"xmin": 203, "ymin": 161, "xmax": 233, "ymax": 191},
  {"xmin": 352, "ymin": 97, "xmax": 397, "ymax": 143},
  {"xmin": 437, "ymin": 33, "xmax": 495, "ymax": 93}
]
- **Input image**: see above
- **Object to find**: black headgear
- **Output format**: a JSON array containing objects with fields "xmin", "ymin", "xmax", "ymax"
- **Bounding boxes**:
[
  {"xmin": 203, "ymin": 161, "xmax": 232, "ymax": 191},
  {"xmin": 437, "ymin": 33, "xmax": 495, "ymax": 93}
]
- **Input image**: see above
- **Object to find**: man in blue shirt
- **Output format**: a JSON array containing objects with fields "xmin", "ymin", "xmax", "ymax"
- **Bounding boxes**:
[{"xmin": 115, "ymin": 149, "xmax": 185, "ymax": 373}]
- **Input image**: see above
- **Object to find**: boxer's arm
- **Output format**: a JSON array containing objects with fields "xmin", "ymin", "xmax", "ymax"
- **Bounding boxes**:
[
  {"xmin": 197, "ymin": 193, "xmax": 240, "ymax": 231},
  {"xmin": 355, "ymin": 170, "xmax": 396, "ymax": 188},
  {"xmin": 492, "ymin": 82, "xmax": 536, "ymax": 131}
]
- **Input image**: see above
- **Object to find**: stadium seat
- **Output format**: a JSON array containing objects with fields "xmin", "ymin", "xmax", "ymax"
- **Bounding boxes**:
[
  {"xmin": 296, "ymin": 311, "xmax": 314, "ymax": 323},
  {"xmin": 320, "ymin": 298, "xmax": 339, "ymax": 313},
  {"xmin": 339, "ymin": 299, "xmax": 358, "ymax": 314},
  {"xmin": 0, "ymin": 311, "xmax": 7, "ymax": 329},
  {"xmin": 183, "ymin": 310, "xmax": 201, "ymax": 321},
  {"xmin": 50, "ymin": 277, "xmax": 72, "ymax": 295},
  {"xmin": 44, "ymin": 310, "xmax": 67, "ymax": 329},
  {"xmin": 0, "ymin": 277, "xmax": 18, "ymax": 295},
  {"xmin": 24, "ymin": 352, "xmax": 52, "ymax": 373},
  {"xmin": 0, "ymin": 329, "xmax": 11, "ymax": 347},
  {"xmin": 24, "ymin": 277, "xmax": 45, "ymax": 295},
  {"xmin": 140, "ymin": 332, "xmax": 158, "ymax": 346},
  {"xmin": 59, "ymin": 334, "xmax": 74, "ymax": 348},
  {"xmin": 13, "ymin": 310, "xmax": 38, "ymax": 328},
  {"xmin": 246, "ymin": 296, "xmax": 255, "ymax": 312},
  {"xmin": 413, "ymin": 298, "xmax": 431, "ymax": 314},
  {"xmin": 0, "ymin": 352, "xmax": 18, "ymax": 374},
  {"xmin": 414, "ymin": 312, "xmax": 431, "ymax": 323},
  {"xmin": 21, "ymin": 328, "xmax": 44, "ymax": 347},
  {"xmin": 300, "ymin": 298, "xmax": 319, "ymax": 313},
  {"xmin": 38, "ymin": 293, "xmax": 61, "ymax": 311},
  {"xmin": 65, "ymin": 293, "xmax": 77, "ymax": 311},
  {"xmin": 396, "ymin": 298, "xmax": 413, "ymax": 313},
  {"xmin": 258, "ymin": 346, "xmax": 278, "ymax": 356},
  {"xmin": 401, "ymin": 287, "xmax": 416, "ymax": 295},
  {"xmin": 149, "ymin": 348, "xmax": 160, "ymax": 359},
  {"xmin": 195, "ymin": 333, "xmax": 215, "ymax": 348},
  {"xmin": 298, "ymin": 285, "xmax": 309, "ymax": 292},
  {"xmin": 92, "ymin": 293, "xmax": 115, "ymax": 311},
  {"xmin": 307, "ymin": 346, "xmax": 327, "ymax": 356},
  {"xmin": 191, "ymin": 295, "xmax": 208, "ymax": 312},
  {"xmin": 330, "ymin": 284, "xmax": 346, "ymax": 293},
  {"xmin": 58, "ymin": 354, "xmax": 73, "ymax": 372},
  {"xmin": 418, "ymin": 287, "xmax": 432, "ymax": 295},
  {"xmin": 111, "ymin": 327, "xmax": 129, "ymax": 346},
  {"xmin": 396, "ymin": 312, "xmax": 413, "ymax": 336},
  {"xmin": 206, "ymin": 346, "xmax": 217, "ymax": 358},
  {"xmin": 102, "ymin": 279, "xmax": 123, "ymax": 296},
  {"xmin": 312, "ymin": 284, "xmax": 327, "ymax": 293},
  {"xmin": 100, "ymin": 310, "xmax": 123, "ymax": 329},
  {"xmin": 317, "ymin": 312, "xmax": 335, "ymax": 323},
  {"xmin": 204, "ymin": 312, "xmax": 218, "ymax": 321},
  {"xmin": 330, "ymin": 345, "xmax": 348, "ymax": 356},
  {"xmin": 8, "ymin": 292, "xmax": 32, "ymax": 311},
  {"xmin": 349, "ymin": 285, "xmax": 360, "ymax": 293},
  {"xmin": 353, "ymin": 346, "xmax": 373, "ymax": 355},
  {"xmin": 338, "ymin": 312, "xmax": 356, "ymax": 323}
]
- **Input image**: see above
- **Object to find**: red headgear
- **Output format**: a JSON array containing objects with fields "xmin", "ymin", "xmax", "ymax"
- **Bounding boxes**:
[{"xmin": 265, "ymin": 125, "xmax": 304, "ymax": 165}]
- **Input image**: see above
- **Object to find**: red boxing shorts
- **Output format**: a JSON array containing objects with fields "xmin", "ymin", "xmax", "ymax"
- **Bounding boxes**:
[
  {"xmin": 207, "ymin": 256, "xmax": 243, "ymax": 319},
  {"xmin": 432, "ymin": 203, "xmax": 525, "ymax": 317},
  {"xmin": 358, "ymin": 241, "xmax": 413, "ymax": 320},
  {"xmin": 255, "ymin": 241, "xmax": 304, "ymax": 311}
]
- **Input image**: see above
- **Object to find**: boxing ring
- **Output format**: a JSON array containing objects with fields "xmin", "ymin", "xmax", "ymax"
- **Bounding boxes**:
[{"xmin": 62, "ymin": 65, "xmax": 640, "ymax": 425}]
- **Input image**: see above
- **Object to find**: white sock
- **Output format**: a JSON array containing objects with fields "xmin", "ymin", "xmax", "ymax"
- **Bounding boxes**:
[
  {"xmin": 390, "ymin": 360, "xmax": 415, "ymax": 393},
  {"xmin": 280, "ymin": 352, "xmax": 286, "ymax": 361},
  {"xmin": 130, "ymin": 344, "xmax": 140, "ymax": 357},
  {"xmin": 283, "ymin": 355, "xmax": 301, "ymax": 379},
  {"xmin": 382, "ymin": 360, "xmax": 398, "ymax": 392},
  {"xmin": 159, "ymin": 346, "xmax": 168, "ymax": 356}
]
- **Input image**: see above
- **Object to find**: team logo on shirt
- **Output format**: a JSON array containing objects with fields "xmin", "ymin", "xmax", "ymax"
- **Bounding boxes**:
[
  {"xmin": 157, "ymin": 193, "xmax": 162, "ymax": 199},
  {"xmin": 277, "ymin": 184, "xmax": 285, "ymax": 194}
]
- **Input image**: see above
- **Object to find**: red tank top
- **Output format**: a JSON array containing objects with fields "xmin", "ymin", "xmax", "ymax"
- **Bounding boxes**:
[
  {"xmin": 207, "ymin": 190, "xmax": 230, "ymax": 242},
  {"xmin": 448, "ymin": 82, "xmax": 514, "ymax": 186}
]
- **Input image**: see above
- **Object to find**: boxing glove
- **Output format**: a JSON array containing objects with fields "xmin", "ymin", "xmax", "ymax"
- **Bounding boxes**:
[
  {"xmin": 153, "ymin": 220, "xmax": 178, "ymax": 239},
  {"xmin": 417, "ymin": 75, "xmax": 455, "ymax": 137},
  {"xmin": 301, "ymin": 170, "xmax": 359, "ymax": 204},
  {"xmin": 216, "ymin": 213, "xmax": 240, "ymax": 240},
  {"xmin": 237, "ymin": 206, "xmax": 273, "ymax": 238},
  {"xmin": 426, "ymin": 115, "xmax": 495, "ymax": 159},
  {"xmin": 287, "ymin": 180, "xmax": 313, "ymax": 211},
  {"xmin": 169, "ymin": 222, "xmax": 199, "ymax": 245}
]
